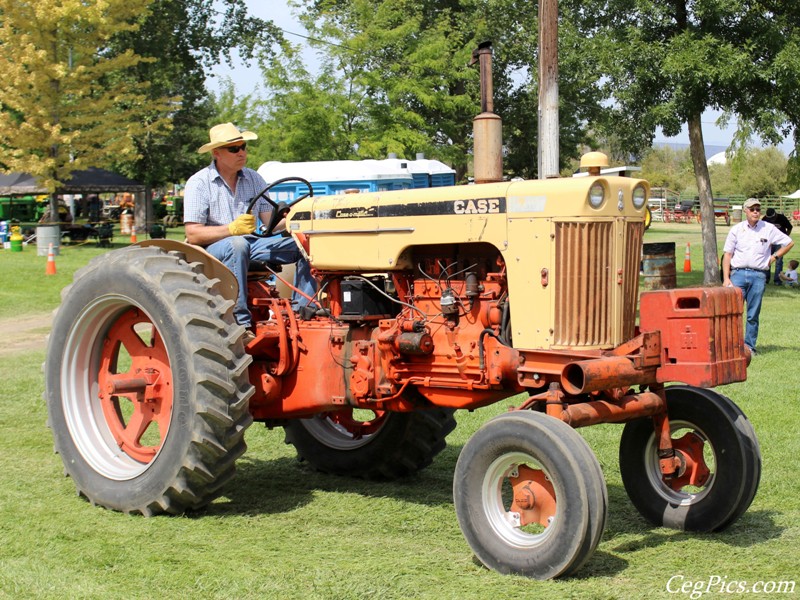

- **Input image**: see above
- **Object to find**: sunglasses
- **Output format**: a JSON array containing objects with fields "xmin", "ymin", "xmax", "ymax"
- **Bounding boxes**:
[
  {"xmin": 746, "ymin": 206, "xmax": 761, "ymax": 212},
  {"xmin": 223, "ymin": 143, "xmax": 247, "ymax": 154}
]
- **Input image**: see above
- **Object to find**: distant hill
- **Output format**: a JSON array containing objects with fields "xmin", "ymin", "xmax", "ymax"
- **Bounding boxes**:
[{"xmin": 653, "ymin": 141, "xmax": 728, "ymax": 156}]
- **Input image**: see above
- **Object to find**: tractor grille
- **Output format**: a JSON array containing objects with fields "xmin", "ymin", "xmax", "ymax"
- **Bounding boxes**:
[
  {"xmin": 553, "ymin": 221, "xmax": 643, "ymax": 347},
  {"xmin": 622, "ymin": 222, "xmax": 644, "ymax": 341}
]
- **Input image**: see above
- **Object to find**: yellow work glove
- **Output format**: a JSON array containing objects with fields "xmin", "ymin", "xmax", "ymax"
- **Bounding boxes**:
[{"xmin": 228, "ymin": 214, "xmax": 256, "ymax": 236}]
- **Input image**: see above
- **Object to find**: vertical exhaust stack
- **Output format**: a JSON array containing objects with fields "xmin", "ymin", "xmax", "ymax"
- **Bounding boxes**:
[{"xmin": 470, "ymin": 41, "xmax": 503, "ymax": 184}]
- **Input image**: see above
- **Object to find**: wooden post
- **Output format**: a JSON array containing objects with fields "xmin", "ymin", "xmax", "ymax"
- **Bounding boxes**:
[{"xmin": 538, "ymin": 0, "xmax": 559, "ymax": 179}]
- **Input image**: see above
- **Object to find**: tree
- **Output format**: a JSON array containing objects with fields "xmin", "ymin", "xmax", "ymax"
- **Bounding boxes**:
[
  {"xmin": 258, "ymin": 1, "xmax": 609, "ymax": 180},
  {"xmin": 0, "ymin": 0, "xmax": 173, "ymax": 218},
  {"xmin": 257, "ymin": 0, "xmax": 481, "ymax": 179},
  {"xmin": 211, "ymin": 77, "xmax": 272, "ymax": 168},
  {"xmin": 729, "ymin": 147, "xmax": 788, "ymax": 198},
  {"xmin": 640, "ymin": 146, "xmax": 695, "ymax": 193},
  {"xmin": 107, "ymin": 0, "xmax": 285, "ymax": 188},
  {"xmin": 640, "ymin": 146, "xmax": 788, "ymax": 199},
  {"xmin": 707, "ymin": 161, "xmax": 736, "ymax": 198},
  {"xmin": 255, "ymin": 42, "xmax": 367, "ymax": 163},
  {"xmin": 565, "ymin": 0, "xmax": 800, "ymax": 284}
]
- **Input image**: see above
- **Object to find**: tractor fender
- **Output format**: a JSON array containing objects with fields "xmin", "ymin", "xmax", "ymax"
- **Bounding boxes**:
[{"xmin": 136, "ymin": 239, "xmax": 238, "ymax": 302}]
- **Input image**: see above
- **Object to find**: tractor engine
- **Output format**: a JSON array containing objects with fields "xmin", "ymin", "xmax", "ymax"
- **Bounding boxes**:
[{"xmin": 245, "ymin": 242, "xmax": 521, "ymax": 419}]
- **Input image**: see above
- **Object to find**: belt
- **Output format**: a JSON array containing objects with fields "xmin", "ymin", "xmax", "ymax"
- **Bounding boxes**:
[{"xmin": 731, "ymin": 267, "xmax": 769, "ymax": 275}]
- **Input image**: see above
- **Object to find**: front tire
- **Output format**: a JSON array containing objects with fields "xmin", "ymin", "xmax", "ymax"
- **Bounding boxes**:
[
  {"xmin": 454, "ymin": 411, "xmax": 607, "ymax": 579},
  {"xmin": 45, "ymin": 246, "xmax": 254, "ymax": 515},
  {"xmin": 619, "ymin": 386, "xmax": 761, "ymax": 532}
]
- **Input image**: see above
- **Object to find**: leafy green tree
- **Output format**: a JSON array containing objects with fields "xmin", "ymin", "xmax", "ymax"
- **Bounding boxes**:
[
  {"xmin": 565, "ymin": 0, "xmax": 800, "ymax": 284},
  {"xmin": 258, "ymin": 0, "xmax": 608, "ymax": 181},
  {"xmin": 708, "ymin": 162, "xmax": 736, "ymax": 198},
  {"xmin": 210, "ymin": 77, "xmax": 272, "ymax": 168},
  {"xmin": 108, "ymin": 0, "xmax": 284, "ymax": 188},
  {"xmin": 255, "ymin": 42, "xmax": 365, "ymax": 163},
  {"xmin": 256, "ymin": 0, "xmax": 482, "ymax": 179},
  {"xmin": 641, "ymin": 146, "xmax": 788, "ymax": 199},
  {"xmin": 640, "ymin": 146, "xmax": 695, "ymax": 193},
  {"xmin": 0, "ymin": 0, "xmax": 172, "ymax": 217},
  {"xmin": 730, "ymin": 147, "xmax": 788, "ymax": 198}
]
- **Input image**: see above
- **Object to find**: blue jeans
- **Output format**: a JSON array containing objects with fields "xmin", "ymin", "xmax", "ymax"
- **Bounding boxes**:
[
  {"xmin": 730, "ymin": 269, "xmax": 767, "ymax": 351},
  {"xmin": 205, "ymin": 234, "xmax": 316, "ymax": 327}
]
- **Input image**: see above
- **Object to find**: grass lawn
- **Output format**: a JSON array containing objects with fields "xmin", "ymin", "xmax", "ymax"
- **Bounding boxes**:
[{"xmin": 0, "ymin": 222, "xmax": 798, "ymax": 599}]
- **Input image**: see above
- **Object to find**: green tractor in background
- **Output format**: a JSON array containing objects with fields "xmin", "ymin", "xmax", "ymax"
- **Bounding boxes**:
[{"xmin": 161, "ymin": 195, "xmax": 182, "ymax": 228}]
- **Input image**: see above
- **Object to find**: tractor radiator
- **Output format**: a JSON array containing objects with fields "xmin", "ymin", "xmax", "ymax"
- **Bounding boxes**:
[{"xmin": 553, "ymin": 221, "xmax": 642, "ymax": 348}]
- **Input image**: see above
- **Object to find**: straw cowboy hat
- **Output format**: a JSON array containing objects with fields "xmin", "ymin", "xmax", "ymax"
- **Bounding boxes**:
[{"xmin": 198, "ymin": 122, "xmax": 258, "ymax": 153}]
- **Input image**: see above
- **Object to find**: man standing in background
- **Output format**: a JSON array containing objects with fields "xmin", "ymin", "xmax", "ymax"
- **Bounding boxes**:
[{"xmin": 722, "ymin": 198, "xmax": 794, "ymax": 355}]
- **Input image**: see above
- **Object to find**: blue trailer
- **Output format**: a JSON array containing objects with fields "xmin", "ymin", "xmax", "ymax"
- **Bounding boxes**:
[{"xmin": 257, "ymin": 157, "xmax": 456, "ymax": 203}]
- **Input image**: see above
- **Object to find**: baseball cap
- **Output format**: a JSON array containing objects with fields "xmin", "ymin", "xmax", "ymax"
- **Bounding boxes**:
[{"xmin": 743, "ymin": 198, "xmax": 761, "ymax": 209}]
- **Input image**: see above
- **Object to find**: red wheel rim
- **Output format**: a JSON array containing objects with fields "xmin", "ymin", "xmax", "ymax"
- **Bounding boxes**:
[{"xmin": 96, "ymin": 308, "xmax": 173, "ymax": 463}]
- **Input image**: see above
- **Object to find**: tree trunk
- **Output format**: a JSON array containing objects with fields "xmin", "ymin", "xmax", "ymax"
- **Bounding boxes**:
[
  {"xmin": 687, "ymin": 112, "xmax": 719, "ymax": 285},
  {"xmin": 49, "ymin": 192, "xmax": 59, "ymax": 225},
  {"xmin": 134, "ymin": 185, "xmax": 151, "ymax": 236}
]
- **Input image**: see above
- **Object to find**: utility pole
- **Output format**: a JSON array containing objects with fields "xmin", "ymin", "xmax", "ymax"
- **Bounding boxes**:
[{"xmin": 538, "ymin": 0, "xmax": 559, "ymax": 179}]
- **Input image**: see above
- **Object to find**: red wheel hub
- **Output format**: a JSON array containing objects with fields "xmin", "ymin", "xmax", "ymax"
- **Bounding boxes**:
[
  {"xmin": 97, "ymin": 308, "xmax": 173, "ymax": 463},
  {"xmin": 668, "ymin": 431, "xmax": 711, "ymax": 490},
  {"xmin": 509, "ymin": 465, "xmax": 557, "ymax": 528}
]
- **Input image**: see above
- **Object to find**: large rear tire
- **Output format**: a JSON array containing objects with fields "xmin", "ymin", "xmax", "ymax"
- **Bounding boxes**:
[
  {"xmin": 453, "ymin": 411, "xmax": 607, "ymax": 579},
  {"xmin": 619, "ymin": 385, "xmax": 761, "ymax": 532},
  {"xmin": 284, "ymin": 406, "xmax": 456, "ymax": 480},
  {"xmin": 45, "ymin": 246, "xmax": 254, "ymax": 515}
]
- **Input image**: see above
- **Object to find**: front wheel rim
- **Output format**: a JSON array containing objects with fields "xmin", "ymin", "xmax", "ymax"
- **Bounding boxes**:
[{"xmin": 482, "ymin": 452, "xmax": 557, "ymax": 549}]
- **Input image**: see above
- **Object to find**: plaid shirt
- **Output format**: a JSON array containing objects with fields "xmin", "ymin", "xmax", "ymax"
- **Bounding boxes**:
[{"xmin": 183, "ymin": 161, "xmax": 269, "ymax": 225}]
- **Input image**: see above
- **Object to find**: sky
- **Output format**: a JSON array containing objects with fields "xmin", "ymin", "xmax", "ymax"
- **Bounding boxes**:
[
  {"xmin": 208, "ymin": 1, "xmax": 309, "ymax": 96},
  {"xmin": 212, "ymin": 1, "xmax": 791, "ymax": 156}
]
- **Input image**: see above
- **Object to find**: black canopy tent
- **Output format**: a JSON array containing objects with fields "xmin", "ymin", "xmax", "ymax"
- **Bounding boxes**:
[
  {"xmin": 59, "ymin": 168, "xmax": 145, "ymax": 195},
  {"xmin": 0, "ymin": 172, "xmax": 42, "ymax": 196},
  {"xmin": 0, "ymin": 168, "xmax": 147, "ymax": 229},
  {"xmin": 0, "ymin": 168, "xmax": 145, "ymax": 196}
]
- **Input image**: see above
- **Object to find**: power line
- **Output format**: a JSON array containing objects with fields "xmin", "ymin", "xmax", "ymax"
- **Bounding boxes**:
[{"xmin": 279, "ymin": 27, "xmax": 356, "ymax": 52}]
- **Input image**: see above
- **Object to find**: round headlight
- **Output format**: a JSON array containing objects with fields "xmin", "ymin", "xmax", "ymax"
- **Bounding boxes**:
[
  {"xmin": 632, "ymin": 185, "xmax": 647, "ymax": 209},
  {"xmin": 588, "ymin": 183, "xmax": 605, "ymax": 209}
]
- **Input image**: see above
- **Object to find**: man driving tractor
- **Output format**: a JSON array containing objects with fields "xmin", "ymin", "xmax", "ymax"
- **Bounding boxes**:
[{"xmin": 183, "ymin": 123, "xmax": 316, "ymax": 340}]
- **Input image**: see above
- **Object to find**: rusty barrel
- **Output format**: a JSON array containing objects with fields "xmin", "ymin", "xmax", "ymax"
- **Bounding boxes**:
[{"xmin": 641, "ymin": 242, "xmax": 677, "ymax": 290}]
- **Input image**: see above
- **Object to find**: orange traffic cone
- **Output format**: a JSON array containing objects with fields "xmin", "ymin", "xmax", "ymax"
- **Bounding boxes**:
[
  {"xmin": 683, "ymin": 242, "xmax": 692, "ymax": 273},
  {"xmin": 130, "ymin": 225, "xmax": 137, "ymax": 244},
  {"xmin": 45, "ymin": 243, "xmax": 57, "ymax": 275}
]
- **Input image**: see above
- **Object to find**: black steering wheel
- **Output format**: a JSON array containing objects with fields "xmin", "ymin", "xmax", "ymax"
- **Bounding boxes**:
[{"xmin": 246, "ymin": 177, "xmax": 313, "ymax": 237}]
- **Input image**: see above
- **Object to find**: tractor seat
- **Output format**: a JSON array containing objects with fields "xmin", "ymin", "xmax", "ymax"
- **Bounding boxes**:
[{"xmin": 248, "ymin": 259, "xmax": 282, "ymax": 279}]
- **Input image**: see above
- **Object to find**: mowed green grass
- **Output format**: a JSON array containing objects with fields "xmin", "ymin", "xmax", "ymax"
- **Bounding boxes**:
[{"xmin": 0, "ymin": 222, "xmax": 798, "ymax": 599}]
